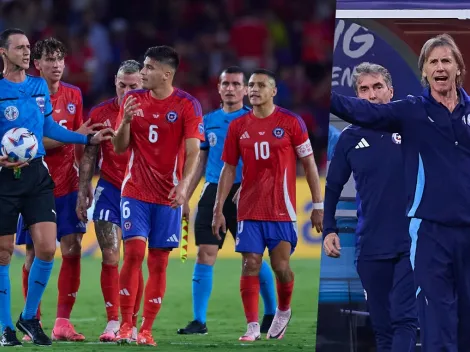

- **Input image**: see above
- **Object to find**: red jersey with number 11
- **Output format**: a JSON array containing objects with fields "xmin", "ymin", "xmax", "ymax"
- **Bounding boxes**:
[
  {"xmin": 222, "ymin": 106, "xmax": 312, "ymax": 222},
  {"xmin": 115, "ymin": 88, "xmax": 204, "ymax": 205}
]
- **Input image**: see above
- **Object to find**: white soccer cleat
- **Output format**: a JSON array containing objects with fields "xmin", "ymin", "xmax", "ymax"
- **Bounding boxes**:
[
  {"xmin": 131, "ymin": 326, "xmax": 137, "ymax": 342},
  {"xmin": 239, "ymin": 322, "xmax": 261, "ymax": 341},
  {"xmin": 99, "ymin": 320, "xmax": 120, "ymax": 342},
  {"xmin": 267, "ymin": 308, "xmax": 292, "ymax": 339}
]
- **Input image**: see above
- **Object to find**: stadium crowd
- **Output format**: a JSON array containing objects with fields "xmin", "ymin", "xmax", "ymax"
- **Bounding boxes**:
[{"xmin": 0, "ymin": 0, "xmax": 334, "ymax": 172}]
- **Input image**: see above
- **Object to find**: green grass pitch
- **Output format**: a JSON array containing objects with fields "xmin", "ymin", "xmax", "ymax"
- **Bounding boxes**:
[{"xmin": 9, "ymin": 257, "xmax": 319, "ymax": 351}]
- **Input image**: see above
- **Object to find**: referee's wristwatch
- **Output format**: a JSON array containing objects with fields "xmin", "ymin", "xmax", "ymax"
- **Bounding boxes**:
[{"xmin": 86, "ymin": 134, "xmax": 94, "ymax": 145}]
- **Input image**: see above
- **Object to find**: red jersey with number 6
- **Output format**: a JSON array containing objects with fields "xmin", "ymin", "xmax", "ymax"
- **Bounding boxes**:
[
  {"xmin": 44, "ymin": 81, "xmax": 83, "ymax": 197},
  {"xmin": 88, "ymin": 97, "xmax": 129, "ymax": 189},
  {"xmin": 115, "ymin": 88, "xmax": 204, "ymax": 205},
  {"xmin": 222, "ymin": 106, "xmax": 312, "ymax": 222}
]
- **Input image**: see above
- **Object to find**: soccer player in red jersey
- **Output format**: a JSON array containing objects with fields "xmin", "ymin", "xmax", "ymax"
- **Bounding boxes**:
[
  {"xmin": 112, "ymin": 46, "xmax": 204, "ymax": 346},
  {"xmin": 76, "ymin": 60, "xmax": 145, "ymax": 342},
  {"xmin": 213, "ymin": 69, "xmax": 324, "ymax": 341},
  {"xmin": 15, "ymin": 38, "xmax": 101, "ymax": 341}
]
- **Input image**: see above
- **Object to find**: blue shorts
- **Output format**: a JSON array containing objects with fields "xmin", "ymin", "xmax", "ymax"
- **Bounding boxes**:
[
  {"xmin": 120, "ymin": 197, "xmax": 182, "ymax": 249},
  {"xmin": 16, "ymin": 191, "xmax": 86, "ymax": 245},
  {"xmin": 235, "ymin": 220, "xmax": 298, "ymax": 255},
  {"xmin": 92, "ymin": 178, "xmax": 121, "ymax": 226}
]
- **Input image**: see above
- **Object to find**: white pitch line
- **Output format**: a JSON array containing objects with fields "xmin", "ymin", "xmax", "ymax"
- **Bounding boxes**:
[{"xmin": 72, "ymin": 317, "xmax": 97, "ymax": 322}]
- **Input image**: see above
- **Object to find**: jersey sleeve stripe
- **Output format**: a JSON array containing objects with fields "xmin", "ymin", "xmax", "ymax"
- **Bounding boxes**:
[
  {"xmin": 279, "ymin": 107, "xmax": 308, "ymax": 133},
  {"xmin": 175, "ymin": 90, "xmax": 203, "ymax": 116},
  {"xmin": 60, "ymin": 82, "xmax": 82, "ymax": 92},
  {"xmin": 88, "ymin": 97, "xmax": 117, "ymax": 116}
]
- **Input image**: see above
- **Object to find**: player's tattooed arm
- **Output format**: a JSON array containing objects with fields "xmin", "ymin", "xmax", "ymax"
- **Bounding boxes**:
[
  {"xmin": 76, "ymin": 144, "xmax": 98, "ymax": 221},
  {"xmin": 79, "ymin": 144, "xmax": 99, "ymax": 189}
]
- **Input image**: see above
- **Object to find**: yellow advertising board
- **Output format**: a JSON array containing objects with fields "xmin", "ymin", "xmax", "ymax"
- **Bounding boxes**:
[{"xmin": 14, "ymin": 177, "xmax": 325, "ymax": 259}]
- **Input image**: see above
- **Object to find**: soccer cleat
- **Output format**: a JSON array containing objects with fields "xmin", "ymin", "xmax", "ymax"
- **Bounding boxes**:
[
  {"xmin": 239, "ymin": 322, "xmax": 261, "ymax": 341},
  {"xmin": 22, "ymin": 320, "xmax": 42, "ymax": 341},
  {"xmin": 131, "ymin": 326, "xmax": 138, "ymax": 342},
  {"xmin": 51, "ymin": 318, "xmax": 85, "ymax": 341},
  {"xmin": 0, "ymin": 327, "xmax": 22, "ymax": 347},
  {"xmin": 260, "ymin": 314, "xmax": 274, "ymax": 334},
  {"xmin": 115, "ymin": 322, "xmax": 133, "ymax": 345},
  {"xmin": 266, "ymin": 308, "xmax": 292, "ymax": 339},
  {"xmin": 99, "ymin": 320, "xmax": 120, "ymax": 342},
  {"xmin": 16, "ymin": 314, "xmax": 51, "ymax": 346},
  {"xmin": 137, "ymin": 329, "xmax": 157, "ymax": 346},
  {"xmin": 177, "ymin": 320, "xmax": 208, "ymax": 335}
]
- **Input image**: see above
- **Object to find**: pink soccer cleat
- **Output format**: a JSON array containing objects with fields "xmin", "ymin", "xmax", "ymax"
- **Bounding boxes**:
[
  {"xmin": 239, "ymin": 322, "xmax": 261, "ymax": 341},
  {"xmin": 51, "ymin": 318, "xmax": 85, "ymax": 341},
  {"xmin": 116, "ymin": 322, "xmax": 133, "ymax": 345}
]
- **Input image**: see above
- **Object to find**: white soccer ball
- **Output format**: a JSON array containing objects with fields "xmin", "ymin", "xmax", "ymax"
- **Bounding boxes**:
[{"xmin": 1, "ymin": 127, "xmax": 38, "ymax": 163}]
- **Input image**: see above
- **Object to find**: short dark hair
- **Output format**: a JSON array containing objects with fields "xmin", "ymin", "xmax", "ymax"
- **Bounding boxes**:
[
  {"xmin": 220, "ymin": 66, "xmax": 247, "ymax": 85},
  {"xmin": 251, "ymin": 68, "xmax": 277, "ymax": 86},
  {"xmin": 0, "ymin": 28, "xmax": 25, "ymax": 49},
  {"xmin": 144, "ymin": 46, "xmax": 179, "ymax": 70},
  {"xmin": 32, "ymin": 37, "xmax": 67, "ymax": 61},
  {"xmin": 117, "ymin": 59, "xmax": 142, "ymax": 75}
]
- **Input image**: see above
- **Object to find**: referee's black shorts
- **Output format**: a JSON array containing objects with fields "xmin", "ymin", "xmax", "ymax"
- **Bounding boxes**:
[
  {"xmin": 0, "ymin": 157, "xmax": 56, "ymax": 236},
  {"xmin": 194, "ymin": 182, "xmax": 240, "ymax": 249}
]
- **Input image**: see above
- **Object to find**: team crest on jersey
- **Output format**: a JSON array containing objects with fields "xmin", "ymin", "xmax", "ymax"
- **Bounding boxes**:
[
  {"xmin": 391, "ymin": 133, "xmax": 401, "ymax": 144},
  {"xmin": 166, "ymin": 111, "xmax": 178, "ymax": 123},
  {"xmin": 198, "ymin": 123, "xmax": 204, "ymax": 135},
  {"xmin": 36, "ymin": 97, "xmax": 45, "ymax": 114},
  {"xmin": 67, "ymin": 103, "xmax": 76, "ymax": 114},
  {"xmin": 272, "ymin": 127, "xmax": 285, "ymax": 139},
  {"xmin": 4, "ymin": 106, "xmax": 19, "ymax": 121},
  {"xmin": 123, "ymin": 221, "xmax": 132, "ymax": 231},
  {"xmin": 208, "ymin": 132, "xmax": 217, "ymax": 147}
]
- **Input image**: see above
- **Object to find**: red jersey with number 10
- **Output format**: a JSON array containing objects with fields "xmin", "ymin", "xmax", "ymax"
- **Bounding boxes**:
[
  {"xmin": 88, "ymin": 97, "xmax": 129, "ymax": 189},
  {"xmin": 222, "ymin": 107, "xmax": 312, "ymax": 222},
  {"xmin": 44, "ymin": 82, "xmax": 83, "ymax": 197},
  {"xmin": 115, "ymin": 88, "xmax": 204, "ymax": 205}
]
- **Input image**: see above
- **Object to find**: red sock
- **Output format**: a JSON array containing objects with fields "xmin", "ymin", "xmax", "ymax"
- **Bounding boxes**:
[
  {"xmin": 277, "ymin": 278, "xmax": 294, "ymax": 311},
  {"xmin": 22, "ymin": 265, "xmax": 41, "ymax": 319},
  {"xmin": 101, "ymin": 263, "xmax": 119, "ymax": 321},
  {"xmin": 140, "ymin": 249, "xmax": 169, "ymax": 332},
  {"xmin": 240, "ymin": 276, "xmax": 260, "ymax": 323},
  {"xmin": 57, "ymin": 255, "xmax": 81, "ymax": 319},
  {"xmin": 120, "ymin": 240, "xmax": 146, "ymax": 325},
  {"xmin": 133, "ymin": 269, "xmax": 144, "ymax": 327}
]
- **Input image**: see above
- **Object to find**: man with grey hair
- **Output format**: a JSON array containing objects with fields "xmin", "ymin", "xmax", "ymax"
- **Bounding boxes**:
[
  {"xmin": 323, "ymin": 62, "xmax": 418, "ymax": 352},
  {"xmin": 76, "ymin": 59, "xmax": 144, "ymax": 343},
  {"xmin": 330, "ymin": 33, "xmax": 470, "ymax": 351}
]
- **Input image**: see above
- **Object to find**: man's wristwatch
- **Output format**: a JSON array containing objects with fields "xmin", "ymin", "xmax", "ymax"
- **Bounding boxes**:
[{"xmin": 86, "ymin": 134, "xmax": 94, "ymax": 145}]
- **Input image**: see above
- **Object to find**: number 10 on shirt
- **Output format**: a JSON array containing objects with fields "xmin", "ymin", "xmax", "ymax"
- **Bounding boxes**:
[{"xmin": 254, "ymin": 141, "xmax": 270, "ymax": 160}]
